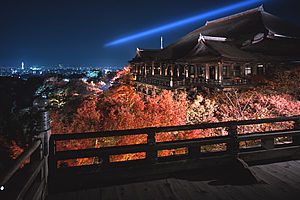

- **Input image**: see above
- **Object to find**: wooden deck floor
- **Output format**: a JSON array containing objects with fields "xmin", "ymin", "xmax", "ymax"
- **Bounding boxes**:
[{"xmin": 47, "ymin": 160, "xmax": 300, "ymax": 200}]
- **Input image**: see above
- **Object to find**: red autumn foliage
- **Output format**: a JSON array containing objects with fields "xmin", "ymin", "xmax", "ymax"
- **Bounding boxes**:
[
  {"xmin": 51, "ymin": 70, "xmax": 188, "ymax": 165},
  {"xmin": 50, "ymin": 67, "xmax": 300, "ymax": 166}
]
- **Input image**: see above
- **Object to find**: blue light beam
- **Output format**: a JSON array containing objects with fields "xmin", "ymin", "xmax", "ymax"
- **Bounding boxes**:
[{"xmin": 105, "ymin": 0, "xmax": 263, "ymax": 47}]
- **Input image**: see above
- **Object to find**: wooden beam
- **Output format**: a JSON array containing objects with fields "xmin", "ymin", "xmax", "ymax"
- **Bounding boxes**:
[{"xmin": 240, "ymin": 146, "xmax": 300, "ymax": 164}]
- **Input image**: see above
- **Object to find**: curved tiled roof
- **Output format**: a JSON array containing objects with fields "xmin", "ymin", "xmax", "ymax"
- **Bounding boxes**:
[{"xmin": 131, "ymin": 6, "xmax": 300, "ymax": 64}]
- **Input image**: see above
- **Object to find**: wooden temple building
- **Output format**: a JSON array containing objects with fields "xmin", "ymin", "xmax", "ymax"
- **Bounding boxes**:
[{"xmin": 130, "ymin": 6, "xmax": 300, "ymax": 91}]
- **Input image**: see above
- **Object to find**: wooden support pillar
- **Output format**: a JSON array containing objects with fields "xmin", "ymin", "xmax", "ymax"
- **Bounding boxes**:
[
  {"xmin": 133, "ymin": 65, "xmax": 137, "ymax": 80},
  {"xmin": 215, "ymin": 65, "xmax": 218, "ymax": 81},
  {"xmin": 227, "ymin": 125, "xmax": 239, "ymax": 157},
  {"xmin": 185, "ymin": 65, "xmax": 189, "ymax": 78},
  {"xmin": 170, "ymin": 65, "xmax": 174, "ymax": 87},
  {"xmin": 151, "ymin": 62, "xmax": 155, "ymax": 76},
  {"xmin": 165, "ymin": 65, "xmax": 168, "ymax": 76},
  {"xmin": 230, "ymin": 64, "xmax": 234, "ymax": 77},
  {"xmin": 293, "ymin": 119, "xmax": 300, "ymax": 145},
  {"xmin": 147, "ymin": 130, "xmax": 157, "ymax": 163},
  {"xmin": 261, "ymin": 138, "xmax": 274, "ymax": 150},
  {"xmin": 218, "ymin": 63, "xmax": 223, "ymax": 82},
  {"xmin": 144, "ymin": 64, "xmax": 147, "ymax": 77},
  {"xmin": 159, "ymin": 63, "xmax": 162, "ymax": 76},
  {"xmin": 205, "ymin": 64, "xmax": 209, "ymax": 81},
  {"xmin": 33, "ymin": 98, "xmax": 51, "ymax": 194},
  {"xmin": 138, "ymin": 65, "xmax": 142, "ymax": 75},
  {"xmin": 241, "ymin": 64, "xmax": 246, "ymax": 77},
  {"xmin": 195, "ymin": 65, "xmax": 198, "ymax": 78}
]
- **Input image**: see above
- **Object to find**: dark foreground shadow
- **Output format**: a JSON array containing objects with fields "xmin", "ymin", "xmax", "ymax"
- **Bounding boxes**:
[{"xmin": 173, "ymin": 158, "xmax": 262, "ymax": 185}]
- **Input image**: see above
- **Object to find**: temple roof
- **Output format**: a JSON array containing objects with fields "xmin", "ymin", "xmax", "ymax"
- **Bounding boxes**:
[{"xmin": 131, "ymin": 6, "xmax": 300, "ymax": 64}]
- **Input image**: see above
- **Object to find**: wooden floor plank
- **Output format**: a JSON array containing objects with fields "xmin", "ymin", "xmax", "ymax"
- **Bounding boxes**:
[
  {"xmin": 172, "ymin": 179, "xmax": 203, "ymax": 200},
  {"xmin": 188, "ymin": 181, "xmax": 218, "ymax": 200},
  {"xmin": 259, "ymin": 164, "xmax": 300, "ymax": 191},
  {"xmin": 47, "ymin": 160, "xmax": 300, "ymax": 200},
  {"xmin": 269, "ymin": 163, "xmax": 300, "ymax": 184},
  {"xmin": 250, "ymin": 165, "xmax": 299, "ymax": 199},
  {"xmin": 100, "ymin": 186, "xmax": 119, "ymax": 200},
  {"xmin": 189, "ymin": 181, "xmax": 225, "ymax": 200},
  {"xmin": 222, "ymin": 184, "xmax": 265, "ymax": 200},
  {"xmin": 251, "ymin": 163, "xmax": 300, "ymax": 200},
  {"xmin": 286, "ymin": 160, "xmax": 300, "ymax": 172}
]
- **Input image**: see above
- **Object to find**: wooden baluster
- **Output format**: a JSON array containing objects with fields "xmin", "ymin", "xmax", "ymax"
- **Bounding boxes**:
[
  {"xmin": 261, "ymin": 137, "xmax": 274, "ymax": 150},
  {"xmin": 227, "ymin": 125, "xmax": 239, "ymax": 157},
  {"xmin": 147, "ymin": 130, "xmax": 157, "ymax": 164},
  {"xmin": 293, "ymin": 119, "xmax": 300, "ymax": 145},
  {"xmin": 188, "ymin": 144, "xmax": 201, "ymax": 159}
]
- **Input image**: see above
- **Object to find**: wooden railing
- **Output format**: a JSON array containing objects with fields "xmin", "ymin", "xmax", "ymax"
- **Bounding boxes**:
[
  {"xmin": 0, "ymin": 99, "xmax": 50, "ymax": 200},
  {"xmin": 2, "ymin": 114, "xmax": 300, "ymax": 197},
  {"xmin": 48, "ymin": 115, "xmax": 300, "ymax": 192},
  {"xmin": 0, "ymin": 136, "xmax": 48, "ymax": 200},
  {"xmin": 135, "ymin": 75, "xmax": 250, "ymax": 88}
]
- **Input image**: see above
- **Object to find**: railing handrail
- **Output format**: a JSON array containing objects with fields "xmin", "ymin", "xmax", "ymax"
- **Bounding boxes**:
[
  {"xmin": 48, "ymin": 115, "xmax": 300, "ymax": 193},
  {"xmin": 51, "ymin": 115, "xmax": 300, "ymax": 141},
  {"xmin": 1, "ymin": 99, "xmax": 50, "ymax": 200},
  {"xmin": 0, "ymin": 140, "xmax": 42, "ymax": 187}
]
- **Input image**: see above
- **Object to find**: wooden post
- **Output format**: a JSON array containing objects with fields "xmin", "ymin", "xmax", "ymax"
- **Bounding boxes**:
[
  {"xmin": 152, "ymin": 62, "xmax": 155, "ymax": 76},
  {"xmin": 164, "ymin": 65, "xmax": 168, "ymax": 76},
  {"xmin": 185, "ymin": 65, "xmax": 189, "ymax": 78},
  {"xmin": 218, "ymin": 63, "xmax": 223, "ymax": 83},
  {"xmin": 261, "ymin": 139, "xmax": 274, "ymax": 150},
  {"xmin": 195, "ymin": 65, "xmax": 198, "ymax": 79},
  {"xmin": 170, "ymin": 65, "xmax": 174, "ymax": 87},
  {"xmin": 215, "ymin": 65, "xmax": 218, "ymax": 81},
  {"xmin": 241, "ymin": 64, "xmax": 246, "ymax": 77},
  {"xmin": 227, "ymin": 126, "xmax": 239, "ymax": 157},
  {"xmin": 133, "ymin": 65, "xmax": 137, "ymax": 80},
  {"xmin": 147, "ymin": 130, "xmax": 157, "ymax": 164},
  {"xmin": 205, "ymin": 64, "xmax": 209, "ymax": 82},
  {"xmin": 252, "ymin": 64, "xmax": 257, "ymax": 75},
  {"xmin": 144, "ymin": 64, "xmax": 147, "ymax": 77},
  {"xmin": 32, "ymin": 98, "xmax": 51, "ymax": 199},
  {"xmin": 159, "ymin": 63, "xmax": 162, "ymax": 76},
  {"xmin": 188, "ymin": 144, "xmax": 201, "ymax": 158},
  {"xmin": 293, "ymin": 119, "xmax": 300, "ymax": 145}
]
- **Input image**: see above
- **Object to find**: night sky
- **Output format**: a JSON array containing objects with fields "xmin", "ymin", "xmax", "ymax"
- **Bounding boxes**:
[{"xmin": 0, "ymin": 0, "xmax": 299, "ymax": 68}]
